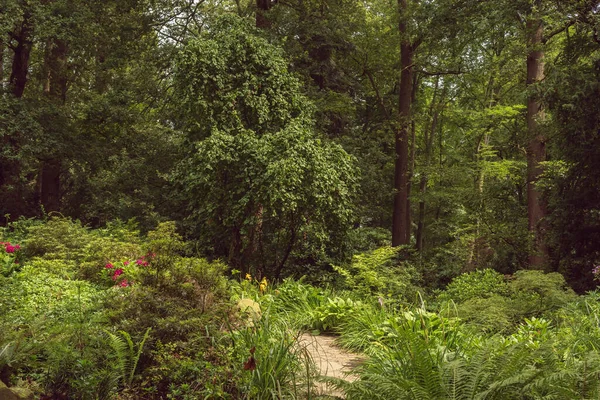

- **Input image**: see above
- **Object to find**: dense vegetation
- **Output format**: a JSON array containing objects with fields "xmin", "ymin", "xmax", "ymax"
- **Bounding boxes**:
[
  {"xmin": 1, "ymin": 218, "xmax": 600, "ymax": 398},
  {"xmin": 1, "ymin": 0, "xmax": 599, "ymax": 398}
]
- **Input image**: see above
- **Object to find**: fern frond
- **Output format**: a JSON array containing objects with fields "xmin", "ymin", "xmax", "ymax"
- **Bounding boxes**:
[{"xmin": 128, "ymin": 327, "xmax": 151, "ymax": 386}]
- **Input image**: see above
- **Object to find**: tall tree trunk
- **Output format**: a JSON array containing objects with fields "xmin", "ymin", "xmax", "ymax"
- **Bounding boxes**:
[
  {"xmin": 274, "ymin": 212, "xmax": 296, "ymax": 280},
  {"xmin": 39, "ymin": 39, "xmax": 68, "ymax": 213},
  {"xmin": 392, "ymin": 0, "xmax": 414, "ymax": 247},
  {"xmin": 526, "ymin": 11, "xmax": 548, "ymax": 268},
  {"xmin": 9, "ymin": 13, "xmax": 33, "ymax": 98},
  {"xmin": 256, "ymin": 0, "xmax": 271, "ymax": 28}
]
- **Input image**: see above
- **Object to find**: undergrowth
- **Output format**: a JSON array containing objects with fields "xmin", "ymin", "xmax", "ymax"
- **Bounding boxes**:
[{"xmin": 1, "ymin": 218, "xmax": 599, "ymax": 399}]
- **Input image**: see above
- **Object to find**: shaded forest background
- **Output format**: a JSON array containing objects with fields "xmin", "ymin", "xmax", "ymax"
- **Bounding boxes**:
[{"xmin": 1, "ymin": 0, "xmax": 599, "ymax": 292}]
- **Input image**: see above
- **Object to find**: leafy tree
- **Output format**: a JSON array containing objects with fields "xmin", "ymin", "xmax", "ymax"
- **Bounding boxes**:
[
  {"xmin": 172, "ymin": 15, "xmax": 358, "ymax": 278},
  {"xmin": 544, "ymin": 6, "xmax": 600, "ymax": 291}
]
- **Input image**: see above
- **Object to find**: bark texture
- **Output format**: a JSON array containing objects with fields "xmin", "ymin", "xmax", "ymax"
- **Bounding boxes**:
[{"xmin": 526, "ymin": 13, "xmax": 549, "ymax": 268}]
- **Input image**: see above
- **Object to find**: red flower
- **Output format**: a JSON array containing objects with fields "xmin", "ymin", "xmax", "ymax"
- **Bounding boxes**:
[
  {"xmin": 118, "ymin": 279, "xmax": 129, "ymax": 287},
  {"xmin": 123, "ymin": 261, "xmax": 130, "ymax": 266},
  {"xmin": 112, "ymin": 268, "xmax": 124, "ymax": 280},
  {"xmin": 105, "ymin": 263, "xmax": 114, "ymax": 269}
]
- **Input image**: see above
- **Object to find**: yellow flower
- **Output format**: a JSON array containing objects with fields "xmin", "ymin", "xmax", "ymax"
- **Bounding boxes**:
[
  {"xmin": 245, "ymin": 273, "xmax": 252, "ymax": 281},
  {"xmin": 259, "ymin": 277, "xmax": 268, "ymax": 293}
]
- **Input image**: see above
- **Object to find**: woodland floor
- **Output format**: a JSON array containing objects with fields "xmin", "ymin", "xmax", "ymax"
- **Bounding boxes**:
[{"xmin": 299, "ymin": 333, "xmax": 364, "ymax": 398}]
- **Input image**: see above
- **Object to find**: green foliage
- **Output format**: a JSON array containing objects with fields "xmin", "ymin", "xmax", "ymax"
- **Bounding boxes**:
[
  {"xmin": 229, "ymin": 310, "xmax": 314, "ymax": 399},
  {"xmin": 438, "ymin": 269, "xmax": 509, "ymax": 303},
  {"xmin": 143, "ymin": 339, "xmax": 240, "ymax": 399},
  {"xmin": 266, "ymin": 278, "xmax": 366, "ymax": 333},
  {"xmin": 334, "ymin": 246, "xmax": 421, "ymax": 302},
  {"xmin": 440, "ymin": 269, "xmax": 577, "ymax": 333},
  {"xmin": 174, "ymin": 14, "xmax": 312, "ymax": 138},
  {"xmin": 509, "ymin": 270, "xmax": 576, "ymax": 316},
  {"xmin": 340, "ymin": 305, "xmax": 465, "ymax": 355},
  {"xmin": 268, "ymin": 278, "xmax": 330, "ymax": 330},
  {"xmin": 105, "ymin": 328, "xmax": 151, "ymax": 387},
  {"xmin": 172, "ymin": 14, "xmax": 358, "ymax": 277},
  {"xmin": 454, "ymin": 295, "xmax": 513, "ymax": 333},
  {"xmin": 0, "ymin": 266, "xmax": 105, "ymax": 327},
  {"xmin": 22, "ymin": 217, "xmax": 94, "ymax": 261},
  {"xmin": 545, "ymin": 33, "xmax": 600, "ymax": 291}
]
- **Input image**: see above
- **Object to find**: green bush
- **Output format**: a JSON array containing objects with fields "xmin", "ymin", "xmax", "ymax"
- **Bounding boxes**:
[
  {"xmin": 441, "ymin": 270, "xmax": 577, "ymax": 333},
  {"xmin": 508, "ymin": 270, "xmax": 576, "ymax": 316},
  {"xmin": 22, "ymin": 217, "xmax": 93, "ymax": 261},
  {"xmin": 438, "ymin": 269, "xmax": 509, "ymax": 303},
  {"xmin": 334, "ymin": 246, "xmax": 421, "ymax": 303},
  {"xmin": 454, "ymin": 295, "xmax": 513, "ymax": 333}
]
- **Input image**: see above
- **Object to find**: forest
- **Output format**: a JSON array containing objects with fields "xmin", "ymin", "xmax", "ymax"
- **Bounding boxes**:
[{"xmin": 1, "ymin": 0, "xmax": 599, "ymax": 398}]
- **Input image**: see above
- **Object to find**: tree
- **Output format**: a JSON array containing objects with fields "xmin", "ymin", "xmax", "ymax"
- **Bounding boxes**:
[
  {"xmin": 544, "ymin": 3, "xmax": 600, "ymax": 291},
  {"xmin": 525, "ymin": 0, "xmax": 548, "ymax": 268},
  {"xmin": 0, "ymin": 0, "xmax": 177, "ymax": 226},
  {"xmin": 172, "ymin": 15, "xmax": 357, "ymax": 277}
]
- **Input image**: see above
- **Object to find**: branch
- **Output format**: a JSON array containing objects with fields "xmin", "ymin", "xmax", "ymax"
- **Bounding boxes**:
[
  {"xmin": 543, "ymin": 20, "xmax": 576, "ymax": 43},
  {"xmin": 364, "ymin": 69, "xmax": 390, "ymax": 120},
  {"xmin": 412, "ymin": 36, "xmax": 423, "ymax": 51},
  {"xmin": 416, "ymin": 69, "xmax": 463, "ymax": 76}
]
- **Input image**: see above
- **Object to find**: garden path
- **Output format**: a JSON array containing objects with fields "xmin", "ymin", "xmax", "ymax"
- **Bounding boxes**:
[{"xmin": 299, "ymin": 333, "xmax": 364, "ymax": 399}]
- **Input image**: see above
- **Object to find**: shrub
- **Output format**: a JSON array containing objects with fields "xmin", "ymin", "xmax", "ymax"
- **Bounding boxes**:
[
  {"xmin": 508, "ymin": 270, "xmax": 576, "ymax": 316},
  {"xmin": 454, "ymin": 295, "xmax": 513, "ymax": 333},
  {"xmin": 334, "ymin": 246, "xmax": 421, "ymax": 303},
  {"xmin": 438, "ymin": 269, "xmax": 509, "ymax": 303},
  {"xmin": 22, "ymin": 217, "xmax": 93, "ymax": 261}
]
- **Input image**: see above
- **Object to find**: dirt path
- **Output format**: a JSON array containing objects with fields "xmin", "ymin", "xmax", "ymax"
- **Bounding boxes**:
[{"xmin": 299, "ymin": 333, "xmax": 364, "ymax": 398}]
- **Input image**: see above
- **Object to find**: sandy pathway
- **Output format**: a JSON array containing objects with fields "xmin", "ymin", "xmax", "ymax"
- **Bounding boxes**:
[{"xmin": 299, "ymin": 333, "xmax": 364, "ymax": 398}]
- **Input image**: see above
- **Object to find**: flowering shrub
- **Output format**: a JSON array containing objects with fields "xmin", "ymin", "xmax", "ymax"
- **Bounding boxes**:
[
  {"xmin": 1, "ymin": 241, "xmax": 22, "ymax": 276},
  {"xmin": 102, "ymin": 252, "xmax": 156, "ymax": 287}
]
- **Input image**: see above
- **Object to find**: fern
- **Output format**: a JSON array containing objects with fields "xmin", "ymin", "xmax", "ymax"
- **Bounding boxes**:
[{"xmin": 105, "ymin": 327, "xmax": 151, "ymax": 388}]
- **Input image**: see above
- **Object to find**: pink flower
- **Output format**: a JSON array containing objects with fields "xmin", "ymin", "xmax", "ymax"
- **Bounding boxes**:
[
  {"xmin": 112, "ymin": 268, "xmax": 124, "ymax": 280},
  {"xmin": 2, "ymin": 242, "xmax": 20, "ymax": 253},
  {"xmin": 118, "ymin": 279, "xmax": 130, "ymax": 287},
  {"xmin": 123, "ymin": 261, "xmax": 130, "ymax": 266},
  {"xmin": 105, "ymin": 263, "xmax": 114, "ymax": 269}
]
